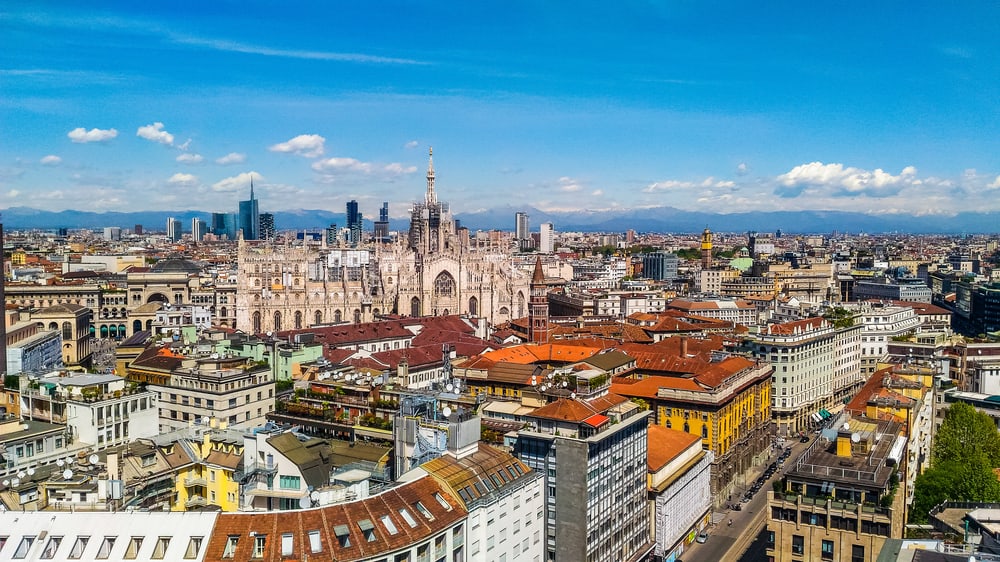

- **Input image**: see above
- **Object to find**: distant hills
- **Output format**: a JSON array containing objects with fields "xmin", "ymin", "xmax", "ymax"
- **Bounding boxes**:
[{"xmin": 1, "ymin": 205, "xmax": 998, "ymax": 235}]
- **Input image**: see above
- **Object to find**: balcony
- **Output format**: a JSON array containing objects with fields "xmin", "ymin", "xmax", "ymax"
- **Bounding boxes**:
[
  {"xmin": 184, "ymin": 495, "xmax": 207, "ymax": 508},
  {"xmin": 184, "ymin": 476, "xmax": 207, "ymax": 487}
]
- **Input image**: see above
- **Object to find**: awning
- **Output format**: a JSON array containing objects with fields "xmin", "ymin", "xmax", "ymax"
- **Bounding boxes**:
[
  {"xmin": 820, "ymin": 409, "xmax": 832, "ymax": 419},
  {"xmin": 358, "ymin": 519, "xmax": 375, "ymax": 532},
  {"xmin": 811, "ymin": 412, "xmax": 823, "ymax": 423},
  {"xmin": 334, "ymin": 525, "xmax": 350, "ymax": 537}
]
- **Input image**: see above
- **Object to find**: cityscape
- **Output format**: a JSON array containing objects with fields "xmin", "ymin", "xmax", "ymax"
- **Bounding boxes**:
[{"xmin": 4, "ymin": 3, "xmax": 1000, "ymax": 562}]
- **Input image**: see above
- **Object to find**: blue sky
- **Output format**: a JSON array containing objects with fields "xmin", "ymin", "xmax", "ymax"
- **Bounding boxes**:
[{"xmin": 3, "ymin": 2, "xmax": 1000, "ymax": 219}]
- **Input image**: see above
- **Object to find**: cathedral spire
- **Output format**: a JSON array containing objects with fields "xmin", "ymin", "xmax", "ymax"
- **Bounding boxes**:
[{"xmin": 425, "ymin": 147, "xmax": 436, "ymax": 204}]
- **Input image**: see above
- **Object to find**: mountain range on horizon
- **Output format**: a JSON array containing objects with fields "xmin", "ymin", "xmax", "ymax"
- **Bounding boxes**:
[{"xmin": 1, "ymin": 205, "xmax": 997, "ymax": 235}]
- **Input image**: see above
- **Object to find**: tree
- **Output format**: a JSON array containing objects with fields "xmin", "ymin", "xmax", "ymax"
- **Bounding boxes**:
[{"xmin": 934, "ymin": 403, "xmax": 1000, "ymax": 466}]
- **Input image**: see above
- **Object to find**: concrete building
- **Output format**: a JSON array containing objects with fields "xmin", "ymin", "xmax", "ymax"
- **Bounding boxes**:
[
  {"xmin": 191, "ymin": 217, "xmax": 208, "ymax": 242},
  {"xmin": 30, "ymin": 303, "xmax": 93, "ymax": 368},
  {"xmin": 166, "ymin": 217, "xmax": 182, "ymax": 242},
  {"xmin": 126, "ymin": 345, "xmax": 275, "ymax": 432},
  {"xmin": 854, "ymin": 278, "xmax": 932, "ymax": 303},
  {"xmin": 641, "ymin": 251, "xmax": 679, "ymax": 281},
  {"xmin": 765, "ymin": 415, "xmax": 907, "ymax": 562},
  {"xmin": 0, "ymin": 416, "xmax": 69, "ymax": 477},
  {"xmin": 258, "ymin": 213, "xmax": 274, "ymax": 241},
  {"xmin": 515, "ymin": 395, "xmax": 654, "ymax": 562},
  {"xmin": 515, "ymin": 211, "xmax": 530, "ymax": 250},
  {"xmin": 745, "ymin": 317, "xmax": 837, "ymax": 437},
  {"xmin": 647, "ymin": 425, "xmax": 714, "ymax": 562},
  {"xmin": 102, "ymin": 226, "xmax": 121, "ymax": 241},
  {"xmin": 539, "ymin": 222, "xmax": 554, "ymax": 254},
  {"xmin": 668, "ymin": 297, "xmax": 759, "ymax": 326}
]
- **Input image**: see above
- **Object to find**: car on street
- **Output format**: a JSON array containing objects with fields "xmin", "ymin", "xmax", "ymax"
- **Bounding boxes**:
[
  {"xmin": 800, "ymin": 436, "xmax": 810, "ymax": 443},
  {"xmin": 696, "ymin": 532, "xmax": 709, "ymax": 544}
]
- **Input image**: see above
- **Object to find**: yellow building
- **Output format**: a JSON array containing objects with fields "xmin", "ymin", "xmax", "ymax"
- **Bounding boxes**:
[
  {"xmin": 172, "ymin": 427, "xmax": 243, "ymax": 512},
  {"xmin": 611, "ymin": 355, "xmax": 773, "ymax": 505}
]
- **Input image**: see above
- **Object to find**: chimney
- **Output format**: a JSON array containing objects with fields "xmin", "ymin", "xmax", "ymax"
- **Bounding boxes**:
[{"xmin": 680, "ymin": 336, "xmax": 688, "ymax": 357}]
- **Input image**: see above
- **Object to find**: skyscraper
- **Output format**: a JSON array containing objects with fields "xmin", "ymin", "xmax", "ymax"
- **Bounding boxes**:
[
  {"xmin": 539, "ymin": 222, "xmax": 554, "ymax": 253},
  {"xmin": 374, "ymin": 201, "xmax": 389, "ymax": 243},
  {"xmin": 346, "ymin": 200, "xmax": 362, "ymax": 246},
  {"xmin": 166, "ymin": 217, "xmax": 182, "ymax": 242},
  {"xmin": 259, "ymin": 213, "xmax": 275, "ymax": 240},
  {"xmin": 238, "ymin": 176, "xmax": 260, "ymax": 240},
  {"xmin": 103, "ymin": 226, "xmax": 121, "ymax": 241},
  {"xmin": 191, "ymin": 218, "xmax": 207, "ymax": 242},
  {"xmin": 515, "ymin": 211, "xmax": 530, "ymax": 250}
]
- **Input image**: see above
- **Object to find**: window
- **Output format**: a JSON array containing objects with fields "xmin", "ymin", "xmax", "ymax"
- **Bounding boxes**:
[
  {"xmin": 791, "ymin": 535, "xmax": 803, "ymax": 555},
  {"xmin": 821, "ymin": 540, "xmax": 834, "ymax": 560},
  {"xmin": 125, "ymin": 537, "xmax": 143, "ymax": 559},
  {"xmin": 399, "ymin": 508, "xmax": 418, "ymax": 528},
  {"xmin": 433, "ymin": 492, "xmax": 452, "ymax": 511},
  {"xmin": 381, "ymin": 515, "xmax": 399, "ymax": 535},
  {"xmin": 222, "ymin": 536, "xmax": 238, "ymax": 559},
  {"xmin": 279, "ymin": 475, "xmax": 300, "ymax": 489},
  {"xmin": 41, "ymin": 536, "xmax": 62, "ymax": 559},
  {"xmin": 334, "ymin": 526, "xmax": 351, "ymax": 548},
  {"xmin": 97, "ymin": 537, "xmax": 116, "ymax": 559},
  {"xmin": 252, "ymin": 535, "xmax": 266, "ymax": 558},
  {"xmin": 281, "ymin": 534, "xmax": 293, "ymax": 557},
  {"xmin": 414, "ymin": 501, "xmax": 434, "ymax": 520},
  {"xmin": 307, "ymin": 531, "xmax": 322, "ymax": 554},
  {"xmin": 13, "ymin": 536, "xmax": 35, "ymax": 559},
  {"xmin": 851, "ymin": 545, "xmax": 864, "ymax": 562},
  {"xmin": 149, "ymin": 537, "xmax": 170, "ymax": 559},
  {"xmin": 69, "ymin": 537, "xmax": 89, "ymax": 559},
  {"xmin": 184, "ymin": 537, "xmax": 202, "ymax": 559},
  {"xmin": 358, "ymin": 520, "xmax": 377, "ymax": 542}
]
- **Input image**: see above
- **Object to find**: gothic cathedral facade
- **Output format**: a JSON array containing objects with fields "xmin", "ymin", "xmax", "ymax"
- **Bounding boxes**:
[{"xmin": 236, "ymin": 149, "xmax": 530, "ymax": 333}]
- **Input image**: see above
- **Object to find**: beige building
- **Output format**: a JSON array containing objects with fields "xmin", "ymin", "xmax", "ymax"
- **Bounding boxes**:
[
  {"xmin": 766, "ymin": 416, "xmax": 906, "ymax": 562},
  {"xmin": 29, "ymin": 303, "xmax": 93, "ymax": 368}
]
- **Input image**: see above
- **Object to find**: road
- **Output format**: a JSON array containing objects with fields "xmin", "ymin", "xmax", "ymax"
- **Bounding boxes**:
[{"xmin": 680, "ymin": 436, "xmax": 814, "ymax": 562}]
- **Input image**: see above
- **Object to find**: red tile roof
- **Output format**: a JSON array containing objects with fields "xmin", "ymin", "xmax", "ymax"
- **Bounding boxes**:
[{"xmin": 647, "ymin": 425, "xmax": 701, "ymax": 472}]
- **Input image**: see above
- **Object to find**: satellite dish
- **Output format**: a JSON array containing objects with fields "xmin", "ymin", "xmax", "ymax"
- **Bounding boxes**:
[
  {"xmin": 63, "ymin": 469, "xmax": 73, "ymax": 480},
  {"xmin": 26, "ymin": 468, "xmax": 35, "ymax": 476},
  {"xmin": 266, "ymin": 331, "xmax": 273, "ymax": 337},
  {"xmin": 446, "ymin": 384, "xmax": 454, "ymax": 392},
  {"xmin": 570, "ymin": 392, "xmax": 577, "ymax": 400},
  {"xmin": 851, "ymin": 432, "xmax": 861, "ymax": 443},
  {"xmin": 66, "ymin": 457, "xmax": 74, "ymax": 465},
  {"xmin": 17, "ymin": 471, "xmax": 25, "ymax": 479},
  {"xmin": 299, "ymin": 496, "xmax": 311, "ymax": 509},
  {"xmin": 561, "ymin": 381, "xmax": 568, "ymax": 387},
  {"xmin": 843, "ymin": 423, "xmax": 851, "ymax": 431},
  {"xmin": 310, "ymin": 490, "xmax": 320, "ymax": 501},
  {"xmin": 56, "ymin": 459, "xmax": 65, "ymax": 467},
  {"xmin": 21, "ymin": 423, "xmax": 29, "ymax": 430},
  {"xmin": 1, "ymin": 480, "xmax": 8, "ymax": 487},
  {"xmin": 442, "ymin": 406, "xmax": 452, "ymax": 418},
  {"xmin": 89, "ymin": 454, "xmax": 100, "ymax": 465},
  {"xmin": 11, "ymin": 478, "xmax": 19, "ymax": 487}
]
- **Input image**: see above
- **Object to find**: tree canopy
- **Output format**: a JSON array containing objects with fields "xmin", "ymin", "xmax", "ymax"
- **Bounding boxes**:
[{"xmin": 911, "ymin": 403, "xmax": 1000, "ymax": 523}]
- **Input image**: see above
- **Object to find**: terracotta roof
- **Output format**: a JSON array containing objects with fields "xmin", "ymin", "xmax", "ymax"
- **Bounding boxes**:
[
  {"xmin": 611, "ymin": 375, "xmax": 703, "ymax": 398},
  {"xmin": 647, "ymin": 425, "xmax": 701, "ymax": 472},
  {"xmin": 203, "ymin": 475, "xmax": 466, "ymax": 561},
  {"xmin": 764, "ymin": 316, "xmax": 827, "ymax": 335},
  {"xmin": 528, "ymin": 394, "xmax": 628, "ymax": 423},
  {"xmin": 482, "ymin": 343, "xmax": 604, "ymax": 365}
]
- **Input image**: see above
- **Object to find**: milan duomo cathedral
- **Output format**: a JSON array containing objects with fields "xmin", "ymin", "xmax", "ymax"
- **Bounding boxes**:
[{"xmin": 235, "ymin": 149, "xmax": 531, "ymax": 333}]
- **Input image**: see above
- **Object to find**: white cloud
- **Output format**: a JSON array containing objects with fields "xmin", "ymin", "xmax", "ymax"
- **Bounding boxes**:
[
  {"xmin": 775, "ymin": 162, "xmax": 917, "ymax": 198},
  {"xmin": 168, "ymin": 173, "xmax": 198, "ymax": 186},
  {"xmin": 384, "ymin": 162, "xmax": 418, "ymax": 175},
  {"xmin": 215, "ymin": 152, "xmax": 246, "ymax": 165},
  {"xmin": 39, "ymin": 155, "xmax": 62, "ymax": 165},
  {"xmin": 6, "ymin": 189, "xmax": 21, "ymax": 198},
  {"xmin": 170, "ymin": 34, "xmax": 424, "ymax": 65},
  {"xmin": 736, "ymin": 162, "xmax": 749, "ymax": 175},
  {"xmin": 67, "ymin": 127, "xmax": 118, "ymax": 143},
  {"xmin": 988, "ymin": 176, "xmax": 1000, "ymax": 190},
  {"xmin": 212, "ymin": 171, "xmax": 259, "ymax": 192},
  {"xmin": 592, "ymin": 189, "xmax": 604, "ymax": 196},
  {"xmin": 557, "ymin": 176, "xmax": 583, "ymax": 192},
  {"xmin": 136, "ymin": 122, "xmax": 175, "ymax": 145},
  {"xmin": 404, "ymin": 140, "xmax": 419, "ymax": 149},
  {"xmin": 644, "ymin": 177, "xmax": 734, "ymax": 193},
  {"xmin": 269, "ymin": 134, "xmax": 325, "ymax": 158},
  {"xmin": 311, "ymin": 157, "xmax": 372, "ymax": 173},
  {"xmin": 176, "ymin": 153, "xmax": 204, "ymax": 164}
]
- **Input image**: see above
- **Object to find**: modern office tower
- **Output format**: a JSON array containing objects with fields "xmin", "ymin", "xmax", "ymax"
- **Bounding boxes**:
[
  {"xmin": 347, "ymin": 200, "xmax": 362, "ymax": 246},
  {"xmin": 374, "ymin": 201, "xmax": 389, "ymax": 242},
  {"xmin": 641, "ymin": 251, "xmax": 679, "ymax": 281},
  {"xmin": 166, "ymin": 217, "xmax": 182, "ymax": 242},
  {"xmin": 515, "ymin": 211, "xmax": 530, "ymax": 250},
  {"xmin": 134, "ymin": 224, "xmax": 143, "ymax": 235},
  {"xmin": 56, "ymin": 227, "xmax": 68, "ymax": 237},
  {"xmin": 238, "ymin": 177, "xmax": 259, "ymax": 240},
  {"xmin": 103, "ymin": 226, "xmax": 121, "ymax": 241},
  {"xmin": 539, "ymin": 222, "xmax": 554, "ymax": 253},
  {"xmin": 515, "ymin": 396, "xmax": 653, "ymax": 562},
  {"xmin": 324, "ymin": 223, "xmax": 338, "ymax": 246},
  {"xmin": 259, "ymin": 213, "xmax": 275, "ymax": 240},
  {"xmin": 210, "ymin": 212, "xmax": 228, "ymax": 237},
  {"xmin": 191, "ymin": 218, "xmax": 207, "ymax": 242}
]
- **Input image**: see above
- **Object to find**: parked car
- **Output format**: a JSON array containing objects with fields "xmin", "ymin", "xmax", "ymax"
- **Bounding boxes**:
[
  {"xmin": 800, "ymin": 436, "xmax": 810, "ymax": 443},
  {"xmin": 696, "ymin": 532, "xmax": 709, "ymax": 544}
]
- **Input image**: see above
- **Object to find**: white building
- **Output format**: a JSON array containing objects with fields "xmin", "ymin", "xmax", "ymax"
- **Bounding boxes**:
[
  {"xmin": 648, "ymin": 426, "xmax": 714, "ymax": 562},
  {"xmin": 539, "ymin": 222, "xmax": 554, "ymax": 253},
  {"xmin": 6, "ymin": 330, "xmax": 61, "ymax": 376},
  {"xmin": 846, "ymin": 302, "xmax": 921, "ymax": 377},
  {"xmin": 746, "ymin": 317, "xmax": 837, "ymax": 436}
]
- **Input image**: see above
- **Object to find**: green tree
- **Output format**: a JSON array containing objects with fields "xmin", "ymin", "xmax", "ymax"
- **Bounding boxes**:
[{"xmin": 934, "ymin": 402, "xmax": 1000, "ymax": 466}]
